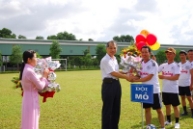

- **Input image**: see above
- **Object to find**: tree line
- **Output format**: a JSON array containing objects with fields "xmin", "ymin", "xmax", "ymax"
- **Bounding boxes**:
[
  {"xmin": 0, "ymin": 27, "xmax": 181, "ymax": 71},
  {"xmin": 0, "ymin": 28, "xmax": 134, "ymax": 42}
]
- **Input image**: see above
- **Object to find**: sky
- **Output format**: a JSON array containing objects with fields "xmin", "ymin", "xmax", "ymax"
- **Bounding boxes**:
[{"xmin": 0, "ymin": 0, "xmax": 193, "ymax": 45}]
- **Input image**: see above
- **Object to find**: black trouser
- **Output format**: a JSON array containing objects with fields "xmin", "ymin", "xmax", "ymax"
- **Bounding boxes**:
[{"xmin": 101, "ymin": 78, "xmax": 122, "ymax": 129}]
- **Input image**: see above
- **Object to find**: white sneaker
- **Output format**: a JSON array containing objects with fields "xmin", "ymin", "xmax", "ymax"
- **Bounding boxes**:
[
  {"xmin": 164, "ymin": 121, "xmax": 172, "ymax": 126},
  {"xmin": 174, "ymin": 123, "xmax": 180, "ymax": 129},
  {"xmin": 146, "ymin": 124, "xmax": 156, "ymax": 129}
]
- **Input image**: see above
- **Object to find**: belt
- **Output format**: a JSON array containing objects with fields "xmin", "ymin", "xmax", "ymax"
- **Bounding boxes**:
[{"xmin": 103, "ymin": 78, "xmax": 119, "ymax": 83}]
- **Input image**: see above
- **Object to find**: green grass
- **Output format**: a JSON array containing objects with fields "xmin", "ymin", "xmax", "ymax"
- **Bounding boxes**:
[{"xmin": 0, "ymin": 70, "xmax": 193, "ymax": 129}]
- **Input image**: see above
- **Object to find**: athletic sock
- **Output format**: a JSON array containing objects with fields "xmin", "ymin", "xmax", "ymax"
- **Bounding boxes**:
[
  {"xmin": 167, "ymin": 115, "xmax": 171, "ymax": 122},
  {"xmin": 175, "ymin": 117, "xmax": 179, "ymax": 123},
  {"xmin": 183, "ymin": 106, "xmax": 187, "ymax": 113}
]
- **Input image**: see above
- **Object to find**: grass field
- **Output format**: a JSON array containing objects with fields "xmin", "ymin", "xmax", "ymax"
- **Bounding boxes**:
[{"xmin": 0, "ymin": 70, "xmax": 193, "ymax": 129}]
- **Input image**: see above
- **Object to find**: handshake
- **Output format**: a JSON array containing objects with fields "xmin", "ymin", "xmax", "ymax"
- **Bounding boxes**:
[{"xmin": 125, "ymin": 73, "xmax": 140, "ymax": 82}]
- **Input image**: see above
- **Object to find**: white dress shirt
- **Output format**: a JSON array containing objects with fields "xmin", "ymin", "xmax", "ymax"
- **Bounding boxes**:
[{"xmin": 100, "ymin": 53, "xmax": 119, "ymax": 80}]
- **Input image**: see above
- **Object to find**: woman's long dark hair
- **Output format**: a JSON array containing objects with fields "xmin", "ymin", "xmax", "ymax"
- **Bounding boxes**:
[{"xmin": 19, "ymin": 50, "xmax": 36, "ymax": 80}]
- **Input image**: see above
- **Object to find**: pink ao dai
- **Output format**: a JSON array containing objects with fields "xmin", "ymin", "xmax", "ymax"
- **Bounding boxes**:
[{"xmin": 21, "ymin": 64, "xmax": 48, "ymax": 129}]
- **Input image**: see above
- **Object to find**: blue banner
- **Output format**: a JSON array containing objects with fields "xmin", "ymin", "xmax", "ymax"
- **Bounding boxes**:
[{"xmin": 131, "ymin": 84, "xmax": 154, "ymax": 104}]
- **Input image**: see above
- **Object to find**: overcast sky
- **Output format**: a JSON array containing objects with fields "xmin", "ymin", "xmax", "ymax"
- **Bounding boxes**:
[{"xmin": 0, "ymin": 0, "xmax": 193, "ymax": 44}]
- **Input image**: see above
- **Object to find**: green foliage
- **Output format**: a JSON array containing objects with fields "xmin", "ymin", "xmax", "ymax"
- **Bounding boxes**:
[
  {"xmin": 95, "ymin": 44, "xmax": 106, "ymax": 63},
  {"xmin": 156, "ymin": 50, "xmax": 166, "ymax": 64},
  {"xmin": 82, "ymin": 53, "xmax": 92, "ymax": 67},
  {"xmin": 36, "ymin": 36, "xmax": 44, "ymax": 40},
  {"xmin": 47, "ymin": 31, "xmax": 76, "ymax": 40},
  {"xmin": 47, "ymin": 35, "xmax": 57, "ymax": 40},
  {"xmin": 113, "ymin": 35, "xmax": 134, "ymax": 42},
  {"xmin": 88, "ymin": 38, "xmax": 94, "ymax": 41},
  {"xmin": 83, "ymin": 49, "xmax": 90, "ymax": 56},
  {"xmin": 57, "ymin": 31, "xmax": 76, "ymax": 40},
  {"xmin": 0, "ymin": 28, "xmax": 16, "ymax": 38},
  {"xmin": 9, "ymin": 45, "xmax": 22, "ymax": 65},
  {"xmin": 174, "ymin": 49, "xmax": 180, "ymax": 62},
  {"xmin": 36, "ymin": 52, "xmax": 42, "ymax": 58},
  {"xmin": 18, "ymin": 35, "xmax": 26, "ymax": 39},
  {"xmin": 49, "ymin": 40, "xmax": 62, "ymax": 59}
]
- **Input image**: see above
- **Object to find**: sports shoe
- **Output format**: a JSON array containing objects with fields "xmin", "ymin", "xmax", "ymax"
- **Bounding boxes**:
[
  {"xmin": 181, "ymin": 112, "xmax": 188, "ymax": 116},
  {"xmin": 164, "ymin": 121, "xmax": 172, "ymax": 126},
  {"xmin": 174, "ymin": 123, "xmax": 180, "ymax": 129},
  {"xmin": 146, "ymin": 124, "xmax": 156, "ymax": 129}
]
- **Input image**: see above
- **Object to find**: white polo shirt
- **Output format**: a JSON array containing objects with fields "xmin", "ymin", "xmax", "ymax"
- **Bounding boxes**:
[
  {"xmin": 140, "ymin": 59, "xmax": 160, "ymax": 93},
  {"xmin": 178, "ymin": 61, "xmax": 192, "ymax": 87},
  {"xmin": 100, "ymin": 53, "xmax": 119, "ymax": 79},
  {"xmin": 158, "ymin": 62, "xmax": 180, "ymax": 93}
]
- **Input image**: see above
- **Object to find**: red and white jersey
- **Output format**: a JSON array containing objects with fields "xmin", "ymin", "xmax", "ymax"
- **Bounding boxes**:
[
  {"xmin": 140, "ymin": 59, "xmax": 160, "ymax": 93},
  {"xmin": 158, "ymin": 62, "xmax": 181, "ymax": 93},
  {"xmin": 178, "ymin": 61, "xmax": 193, "ymax": 87}
]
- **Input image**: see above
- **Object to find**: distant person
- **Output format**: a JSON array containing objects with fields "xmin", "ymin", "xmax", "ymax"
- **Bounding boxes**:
[
  {"xmin": 187, "ymin": 49, "xmax": 193, "ymax": 99},
  {"xmin": 20, "ymin": 50, "xmax": 49, "ymax": 129},
  {"xmin": 178, "ymin": 50, "xmax": 193, "ymax": 118},
  {"xmin": 158, "ymin": 47, "xmax": 180, "ymax": 129},
  {"xmin": 150, "ymin": 52, "xmax": 156, "ymax": 61},
  {"xmin": 131, "ymin": 46, "xmax": 165, "ymax": 129},
  {"xmin": 100, "ymin": 40, "xmax": 133, "ymax": 129}
]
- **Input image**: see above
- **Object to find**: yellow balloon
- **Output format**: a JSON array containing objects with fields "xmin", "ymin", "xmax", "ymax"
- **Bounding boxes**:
[
  {"xmin": 140, "ymin": 29, "xmax": 149, "ymax": 37},
  {"xmin": 149, "ymin": 42, "xmax": 160, "ymax": 50}
]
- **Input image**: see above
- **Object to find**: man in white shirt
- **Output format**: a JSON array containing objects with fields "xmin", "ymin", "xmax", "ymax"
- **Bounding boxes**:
[
  {"xmin": 158, "ymin": 47, "xmax": 180, "ymax": 129},
  {"xmin": 178, "ymin": 50, "xmax": 193, "ymax": 118},
  {"xmin": 131, "ymin": 46, "xmax": 165, "ymax": 129},
  {"xmin": 187, "ymin": 49, "xmax": 193, "ymax": 99},
  {"xmin": 100, "ymin": 40, "xmax": 133, "ymax": 129}
]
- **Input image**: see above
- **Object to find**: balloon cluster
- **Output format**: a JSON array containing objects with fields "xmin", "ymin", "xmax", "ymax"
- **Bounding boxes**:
[{"xmin": 135, "ymin": 30, "xmax": 160, "ymax": 51}]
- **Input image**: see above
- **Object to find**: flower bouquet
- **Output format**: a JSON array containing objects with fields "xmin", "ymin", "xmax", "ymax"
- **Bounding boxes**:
[
  {"xmin": 120, "ymin": 44, "xmax": 142, "ymax": 77},
  {"xmin": 35, "ymin": 57, "xmax": 61, "ymax": 102},
  {"xmin": 11, "ymin": 57, "xmax": 61, "ymax": 102}
]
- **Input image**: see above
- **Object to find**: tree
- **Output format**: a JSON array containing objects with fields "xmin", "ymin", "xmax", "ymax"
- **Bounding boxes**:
[
  {"xmin": 47, "ymin": 31, "xmax": 76, "ymax": 40},
  {"xmin": 49, "ymin": 40, "xmax": 62, "ymax": 59},
  {"xmin": 57, "ymin": 31, "xmax": 76, "ymax": 40},
  {"xmin": 36, "ymin": 36, "xmax": 44, "ymax": 40},
  {"xmin": 156, "ymin": 50, "xmax": 166, "ymax": 65},
  {"xmin": 113, "ymin": 35, "xmax": 134, "ymax": 42},
  {"xmin": 73, "ymin": 56, "xmax": 83, "ymax": 68},
  {"xmin": 18, "ymin": 35, "xmax": 26, "ymax": 39},
  {"xmin": 82, "ymin": 53, "xmax": 92, "ymax": 67},
  {"xmin": 83, "ymin": 49, "xmax": 90, "ymax": 56},
  {"xmin": 0, "ymin": 28, "xmax": 16, "ymax": 38},
  {"xmin": 47, "ymin": 35, "xmax": 57, "ymax": 40},
  {"xmin": 88, "ymin": 38, "xmax": 94, "ymax": 41},
  {"xmin": 174, "ymin": 49, "xmax": 180, "ymax": 62},
  {"xmin": 95, "ymin": 44, "xmax": 106, "ymax": 63},
  {"xmin": 9, "ymin": 45, "xmax": 22, "ymax": 69}
]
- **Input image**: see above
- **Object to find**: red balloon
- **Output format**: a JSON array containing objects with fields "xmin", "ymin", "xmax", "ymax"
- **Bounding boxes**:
[
  {"xmin": 136, "ymin": 41, "xmax": 146, "ymax": 51},
  {"xmin": 135, "ymin": 34, "xmax": 146, "ymax": 44},
  {"xmin": 146, "ymin": 34, "xmax": 157, "ymax": 46}
]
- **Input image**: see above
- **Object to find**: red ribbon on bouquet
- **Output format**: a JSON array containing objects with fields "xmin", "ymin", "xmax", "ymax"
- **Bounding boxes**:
[
  {"xmin": 21, "ymin": 90, "xmax": 55, "ymax": 103},
  {"xmin": 39, "ymin": 91, "xmax": 55, "ymax": 103}
]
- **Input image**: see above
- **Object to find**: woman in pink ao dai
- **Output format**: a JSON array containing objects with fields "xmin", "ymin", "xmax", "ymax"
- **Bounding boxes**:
[{"xmin": 19, "ymin": 50, "xmax": 49, "ymax": 129}]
